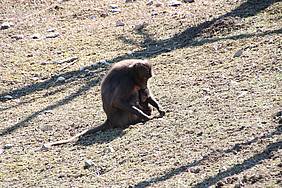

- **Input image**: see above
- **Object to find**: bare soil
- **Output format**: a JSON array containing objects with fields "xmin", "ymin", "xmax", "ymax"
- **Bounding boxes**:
[{"xmin": 0, "ymin": 0, "xmax": 281, "ymax": 187}]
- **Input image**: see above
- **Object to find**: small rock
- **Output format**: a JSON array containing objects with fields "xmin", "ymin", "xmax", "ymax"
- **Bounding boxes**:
[
  {"xmin": 155, "ymin": 1, "xmax": 163, "ymax": 7},
  {"xmin": 109, "ymin": 4, "xmax": 119, "ymax": 9},
  {"xmin": 183, "ymin": 0, "xmax": 194, "ymax": 3},
  {"xmin": 151, "ymin": 11, "xmax": 158, "ymax": 16},
  {"xmin": 3, "ymin": 95, "xmax": 13, "ymax": 100},
  {"xmin": 41, "ymin": 144, "xmax": 51, "ymax": 151},
  {"xmin": 234, "ymin": 183, "xmax": 242, "ymax": 188},
  {"xmin": 169, "ymin": 0, "xmax": 182, "ymax": 6},
  {"xmin": 79, "ymin": 66, "xmax": 86, "ymax": 71},
  {"xmin": 146, "ymin": 0, "xmax": 153, "ymax": 5},
  {"xmin": 89, "ymin": 15, "xmax": 96, "ymax": 20},
  {"xmin": 134, "ymin": 22, "xmax": 148, "ymax": 31},
  {"xmin": 46, "ymin": 32, "xmax": 60, "ymax": 38},
  {"xmin": 216, "ymin": 181, "xmax": 224, "ymax": 188},
  {"xmin": 127, "ymin": 51, "xmax": 133, "ymax": 55},
  {"xmin": 98, "ymin": 60, "xmax": 110, "ymax": 66},
  {"xmin": 116, "ymin": 20, "xmax": 125, "ymax": 27},
  {"xmin": 0, "ymin": 148, "xmax": 4, "ymax": 155},
  {"xmin": 100, "ymin": 11, "xmax": 109, "ymax": 17},
  {"xmin": 233, "ymin": 49, "xmax": 243, "ymax": 58},
  {"xmin": 237, "ymin": 91, "xmax": 248, "ymax": 98},
  {"xmin": 196, "ymin": 131, "xmax": 203, "ymax": 136},
  {"xmin": 4, "ymin": 144, "xmax": 14, "ymax": 149},
  {"xmin": 189, "ymin": 168, "xmax": 200, "ymax": 173},
  {"xmin": 11, "ymin": 34, "xmax": 24, "ymax": 40},
  {"xmin": 84, "ymin": 159, "xmax": 94, "ymax": 169},
  {"xmin": 1, "ymin": 22, "xmax": 14, "ymax": 30},
  {"xmin": 110, "ymin": 8, "xmax": 121, "ymax": 13},
  {"xmin": 56, "ymin": 76, "xmax": 66, "ymax": 82},
  {"xmin": 125, "ymin": 0, "xmax": 134, "ymax": 2},
  {"xmin": 31, "ymin": 33, "xmax": 41, "ymax": 39},
  {"xmin": 47, "ymin": 28, "xmax": 56, "ymax": 32},
  {"xmin": 104, "ymin": 146, "xmax": 115, "ymax": 153}
]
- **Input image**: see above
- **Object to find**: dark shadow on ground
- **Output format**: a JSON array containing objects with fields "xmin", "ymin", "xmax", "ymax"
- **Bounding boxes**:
[
  {"xmin": 0, "ymin": 77, "xmax": 100, "ymax": 136},
  {"xmin": 194, "ymin": 140, "xmax": 282, "ymax": 188},
  {"xmin": 75, "ymin": 127, "xmax": 126, "ymax": 146},
  {"xmin": 133, "ymin": 123, "xmax": 282, "ymax": 188},
  {"xmin": 0, "ymin": 0, "xmax": 279, "ymax": 137}
]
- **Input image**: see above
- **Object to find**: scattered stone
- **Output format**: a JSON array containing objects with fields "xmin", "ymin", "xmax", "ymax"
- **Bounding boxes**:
[
  {"xmin": 155, "ymin": 1, "xmax": 163, "ymax": 7},
  {"xmin": 100, "ymin": 11, "xmax": 109, "ymax": 17},
  {"xmin": 237, "ymin": 91, "xmax": 248, "ymax": 98},
  {"xmin": 99, "ymin": 60, "xmax": 110, "ymax": 66},
  {"xmin": 55, "ymin": 56, "xmax": 78, "ymax": 64},
  {"xmin": 3, "ymin": 144, "xmax": 14, "ymax": 149},
  {"xmin": 134, "ymin": 22, "xmax": 148, "ymax": 31},
  {"xmin": 233, "ymin": 49, "xmax": 243, "ymax": 58},
  {"xmin": 89, "ymin": 15, "xmax": 96, "ymax": 20},
  {"xmin": 169, "ymin": 0, "xmax": 182, "ymax": 6},
  {"xmin": 56, "ymin": 76, "xmax": 66, "ymax": 82},
  {"xmin": 104, "ymin": 146, "xmax": 115, "ymax": 153},
  {"xmin": 1, "ymin": 22, "xmax": 14, "ymax": 30},
  {"xmin": 146, "ymin": 0, "xmax": 153, "ymax": 6},
  {"xmin": 215, "ymin": 181, "xmax": 224, "ymax": 188},
  {"xmin": 183, "ymin": 0, "xmax": 194, "ymax": 3},
  {"xmin": 0, "ymin": 148, "xmax": 4, "ymax": 155},
  {"xmin": 116, "ymin": 20, "xmax": 125, "ymax": 27},
  {"xmin": 110, "ymin": 8, "xmax": 121, "ymax": 13},
  {"xmin": 110, "ymin": 4, "xmax": 119, "ymax": 9},
  {"xmin": 84, "ymin": 159, "xmax": 94, "ymax": 169},
  {"xmin": 196, "ymin": 131, "xmax": 203, "ymax": 136},
  {"xmin": 11, "ymin": 34, "xmax": 24, "ymax": 40},
  {"xmin": 41, "ymin": 144, "xmax": 51, "ymax": 151},
  {"xmin": 151, "ymin": 11, "xmax": 158, "ymax": 16},
  {"xmin": 47, "ymin": 28, "xmax": 56, "ymax": 32},
  {"xmin": 3, "ymin": 95, "xmax": 13, "ymax": 100},
  {"xmin": 46, "ymin": 32, "xmax": 60, "ymax": 38},
  {"xmin": 31, "ymin": 33, "xmax": 41, "ymax": 39},
  {"xmin": 189, "ymin": 168, "xmax": 200, "ymax": 173}
]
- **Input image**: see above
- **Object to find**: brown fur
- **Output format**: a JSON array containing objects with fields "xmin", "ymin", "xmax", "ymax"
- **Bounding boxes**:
[{"xmin": 43, "ymin": 59, "xmax": 164, "ymax": 148}]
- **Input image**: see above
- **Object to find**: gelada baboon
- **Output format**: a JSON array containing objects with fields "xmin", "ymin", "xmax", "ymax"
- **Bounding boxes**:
[{"xmin": 43, "ymin": 59, "xmax": 165, "ymax": 148}]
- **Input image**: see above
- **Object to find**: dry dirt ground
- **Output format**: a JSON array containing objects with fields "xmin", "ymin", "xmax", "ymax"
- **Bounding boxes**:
[{"xmin": 0, "ymin": 0, "xmax": 281, "ymax": 187}]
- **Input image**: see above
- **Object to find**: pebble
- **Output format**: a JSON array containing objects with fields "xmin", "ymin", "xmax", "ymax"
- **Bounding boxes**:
[
  {"xmin": 4, "ymin": 144, "xmax": 14, "ymax": 149},
  {"xmin": 233, "ymin": 49, "xmax": 243, "ymax": 58},
  {"xmin": 184, "ymin": 0, "xmax": 194, "ymax": 3},
  {"xmin": 151, "ymin": 11, "xmax": 158, "ymax": 16},
  {"xmin": 1, "ymin": 22, "xmax": 14, "ymax": 30},
  {"xmin": 11, "ymin": 34, "xmax": 24, "ymax": 40},
  {"xmin": 110, "ymin": 8, "xmax": 121, "ymax": 13},
  {"xmin": 31, "ymin": 33, "xmax": 41, "ymax": 39},
  {"xmin": 47, "ymin": 28, "xmax": 56, "ymax": 32},
  {"xmin": 116, "ymin": 20, "xmax": 125, "ymax": 27},
  {"xmin": 98, "ymin": 60, "xmax": 110, "ymax": 66},
  {"xmin": 110, "ymin": 4, "xmax": 119, "ymax": 9},
  {"xmin": 56, "ymin": 76, "xmax": 66, "ymax": 82},
  {"xmin": 169, "ymin": 0, "xmax": 182, "ymax": 6},
  {"xmin": 84, "ymin": 159, "xmax": 94, "ymax": 169},
  {"xmin": 155, "ymin": 1, "xmax": 163, "ymax": 7},
  {"xmin": 46, "ymin": 32, "xmax": 60, "ymax": 38},
  {"xmin": 3, "ymin": 95, "xmax": 13, "ymax": 100},
  {"xmin": 146, "ymin": 0, "xmax": 153, "ymax": 6},
  {"xmin": 134, "ymin": 22, "xmax": 148, "ymax": 31}
]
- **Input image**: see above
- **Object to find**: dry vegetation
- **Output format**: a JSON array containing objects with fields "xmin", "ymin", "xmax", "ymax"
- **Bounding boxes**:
[{"xmin": 0, "ymin": 0, "xmax": 281, "ymax": 187}]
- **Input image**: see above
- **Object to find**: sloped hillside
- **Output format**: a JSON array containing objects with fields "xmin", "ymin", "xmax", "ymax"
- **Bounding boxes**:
[{"xmin": 0, "ymin": 0, "xmax": 281, "ymax": 187}]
